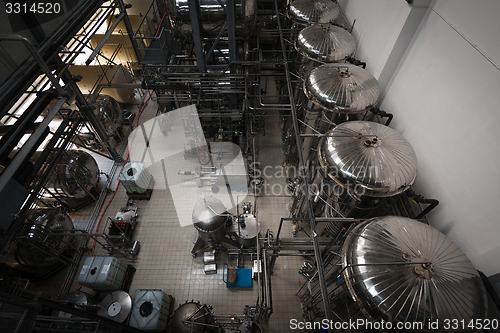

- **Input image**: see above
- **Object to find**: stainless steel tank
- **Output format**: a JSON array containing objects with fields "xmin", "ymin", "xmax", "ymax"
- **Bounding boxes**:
[
  {"xmin": 234, "ymin": 213, "xmax": 260, "ymax": 247},
  {"xmin": 304, "ymin": 63, "xmax": 380, "ymax": 114},
  {"xmin": 341, "ymin": 216, "xmax": 488, "ymax": 330},
  {"xmin": 287, "ymin": 0, "xmax": 340, "ymax": 25},
  {"xmin": 15, "ymin": 208, "xmax": 74, "ymax": 268},
  {"xmin": 97, "ymin": 291, "xmax": 132, "ymax": 323},
  {"xmin": 170, "ymin": 301, "xmax": 214, "ymax": 333},
  {"xmin": 93, "ymin": 95, "xmax": 123, "ymax": 138},
  {"xmin": 318, "ymin": 121, "xmax": 417, "ymax": 197},
  {"xmin": 167, "ymin": 0, "xmax": 257, "ymax": 37},
  {"xmin": 319, "ymin": 121, "xmax": 417, "ymax": 232},
  {"xmin": 292, "ymin": 121, "xmax": 417, "ymax": 235},
  {"xmin": 48, "ymin": 150, "xmax": 100, "ymax": 199},
  {"xmin": 292, "ymin": 63, "xmax": 380, "ymax": 164},
  {"xmin": 192, "ymin": 197, "xmax": 228, "ymax": 243},
  {"xmin": 291, "ymin": 24, "xmax": 356, "ymax": 94},
  {"xmin": 52, "ymin": 291, "xmax": 98, "ymax": 318},
  {"xmin": 295, "ymin": 23, "xmax": 356, "ymax": 65}
]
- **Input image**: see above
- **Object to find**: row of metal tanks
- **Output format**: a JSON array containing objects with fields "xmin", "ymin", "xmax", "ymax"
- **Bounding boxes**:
[
  {"xmin": 52, "ymin": 254, "xmax": 260, "ymax": 332},
  {"xmin": 1, "ymin": 94, "xmax": 126, "ymax": 214},
  {"xmin": 54, "ymin": 289, "xmax": 260, "ymax": 333},
  {"xmin": 280, "ymin": 0, "xmax": 490, "ymax": 330},
  {"xmin": 4, "ymin": 152, "xmax": 152, "ymax": 278},
  {"xmin": 35, "ymin": 94, "xmax": 128, "ymax": 211},
  {"xmin": 281, "ymin": 0, "xmax": 435, "ymax": 228},
  {"xmin": 50, "ymin": 288, "xmax": 173, "ymax": 332}
]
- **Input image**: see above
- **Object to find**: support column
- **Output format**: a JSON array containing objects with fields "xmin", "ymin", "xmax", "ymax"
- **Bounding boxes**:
[
  {"xmin": 117, "ymin": 0, "xmax": 143, "ymax": 63},
  {"xmin": 188, "ymin": 0, "xmax": 206, "ymax": 73},
  {"xmin": 227, "ymin": 0, "xmax": 238, "ymax": 109}
]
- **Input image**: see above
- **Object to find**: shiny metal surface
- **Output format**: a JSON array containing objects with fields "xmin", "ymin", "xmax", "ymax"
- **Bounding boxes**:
[
  {"xmin": 49, "ymin": 150, "xmax": 99, "ymax": 199},
  {"xmin": 304, "ymin": 63, "xmax": 380, "ymax": 113},
  {"xmin": 318, "ymin": 121, "xmax": 417, "ymax": 197},
  {"xmin": 94, "ymin": 95, "xmax": 122, "ymax": 137},
  {"xmin": 15, "ymin": 208, "xmax": 74, "ymax": 267},
  {"xmin": 192, "ymin": 197, "xmax": 227, "ymax": 231},
  {"xmin": 295, "ymin": 24, "xmax": 356, "ymax": 62},
  {"xmin": 97, "ymin": 291, "xmax": 132, "ymax": 323},
  {"xmin": 170, "ymin": 302, "xmax": 212, "ymax": 333},
  {"xmin": 342, "ymin": 216, "xmax": 488, "ymax": 329},
  {"xmin": 63, "ymin": 291, "xmax": 96, "ymax": 307},
  {"xmin": 235, "ymin": 214, "xmax": 260, "ymax": 247},
  {"xmin": 167, "ymin": 0, "xmax": 257, "ymax": 37},
  {"xmin": 53, "ymin": 291, "xmax": 97, "ymax": 318},
  {"xmin": 288, "ymin": 0, "xmax": 340, "ymax": 25},
  {"xmin": 193, "ymin": 197, "xmax": 228, "ymax": 243}
]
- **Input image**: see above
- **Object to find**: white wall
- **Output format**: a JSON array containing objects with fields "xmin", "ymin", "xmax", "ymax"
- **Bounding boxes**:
[
  {"xmin": 342, "ymin": 0, "xmax": 500, "ymax": 276},
  {"xmin": 339, "ymin": 0, "xmax": 412, "ymax": 79}
]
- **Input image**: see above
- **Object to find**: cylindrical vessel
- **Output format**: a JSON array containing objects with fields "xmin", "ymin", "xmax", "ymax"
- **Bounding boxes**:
[
  {"xmin": 234, "ymin": 213, "xmax": 260, "ymax": 247},
  {"xmin": 285, "ymin": 63, "xmax": 379, "ymax": 168},
  {"xmin": 292, "ymin": 121, "xmax": 418, "ymax": 234},
  {"xmin": 292, "ymin": 23, "xmax": 356, "ymax": 78},
  {"xmin": 52, "ymin": 291, "xmax": 98, "ymax": 318},
  {"xmin": 287, "ymin": 0, "xmax": 340, "ymax": 26},
  {"xmin": 318, "ymin": 121, "xmax": 417, "ymax": 197},
  {"xmin": 304, "ymin": 63, "xmax": 380, "ymax": 115},
  {"xmin": 167, "ymin": 0, "xmax": 257, "ymax": 37},
  {"xmin": 296, "ymin": 24, "xmax": 356, "ymax": 62},
  {"xmin": 47, "ymin": 150, "xmax": 99, "ymax": 199},
  {"xmin": 319, "ymin": 121, "xmax": 417, "ymax": 229},
  {"xmin": 93, "ymin": 94, "xmax": 123, "ymax": 138},
  {"xmin": 340, "ymin": 216, "xmax": 488, "ymax": 330},
  {"xmin": 170, "ymin": 301, "xmax": 215, "ymax": 333},
  {"xmin": 15, "ymin": 208, "xmax": 74, "ymax": 268},
  {"xmin": 192, "ymin": 197, "xmax": 228, "ymax": 243},
  {"xmin": 97, "ymin": 291, "xmax": 132, "ymax": 323}
]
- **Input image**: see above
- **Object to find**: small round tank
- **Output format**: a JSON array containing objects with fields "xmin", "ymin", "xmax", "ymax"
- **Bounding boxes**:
[
  {"xmin": 97, "ymin": 291, "xmax": 132, "ymax": 323},
  {"xmin": 15, "ymin": 208, "xmax": 74, "ymax": 268},
  {"xmin": 53, "ymin": 291, "xmax": 98, "ymax": 318},
  {"xmin": 192, "ymin": 197, "xmax": 228, "ymax": 243},
  {"xmin": 48, "ymin": 150, "xmax": 99, "ymax": 199},
  {"xmin": 234, "ymin": 214, "xmax": 260, "ymax": 247}
]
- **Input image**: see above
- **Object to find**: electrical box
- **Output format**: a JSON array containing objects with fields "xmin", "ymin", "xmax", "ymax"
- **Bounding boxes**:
[{"xmin": 77, "ymin": 256, "xmax": 127, "ymax": 291}]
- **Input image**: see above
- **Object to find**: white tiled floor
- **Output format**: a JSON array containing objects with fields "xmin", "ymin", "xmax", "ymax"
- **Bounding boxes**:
[{"xmin": 56, "ymin": 92, "xmax": 306, "ymax": 332}]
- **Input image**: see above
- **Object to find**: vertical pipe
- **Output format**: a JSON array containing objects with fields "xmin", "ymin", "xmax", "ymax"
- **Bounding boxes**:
[
  {"xmin": 188, "ymin": 0, "xmax": 206, "ymax": 73},
  {"xmin": 226, "ymin": 0, "xmax": 238, "ymax": 109},
  {"xmin": 301, "ymin": 102, "xmax": 320, "ymax": 163},
  {"xmin": 274, "ymin": 0, "xmax": 334, "ymax": 328}
]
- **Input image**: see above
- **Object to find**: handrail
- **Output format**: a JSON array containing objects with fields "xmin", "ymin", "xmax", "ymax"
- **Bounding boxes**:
[{"xmin": 0, "ymin": 34, "xmax": 67, "ymax": 97}]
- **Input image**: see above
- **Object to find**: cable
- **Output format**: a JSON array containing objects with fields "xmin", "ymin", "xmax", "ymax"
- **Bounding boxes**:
[
  {"xmin": 88, "ymin": 9, "xmax": 168, "ymax": 258},
  {"xmin": 196, "ymin": 141, "xmax": 211, "ymax": 165},
  {"xmin": 155, "ymin": 11, "xmax": 168, "ymax": 37},
  {"xmin": 78, "ymin": 9, "xmax": 168, "ymax": 291},
  {"xmin": 90, "ymin": 91, "xmax": 152, "ymax": 256}
]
